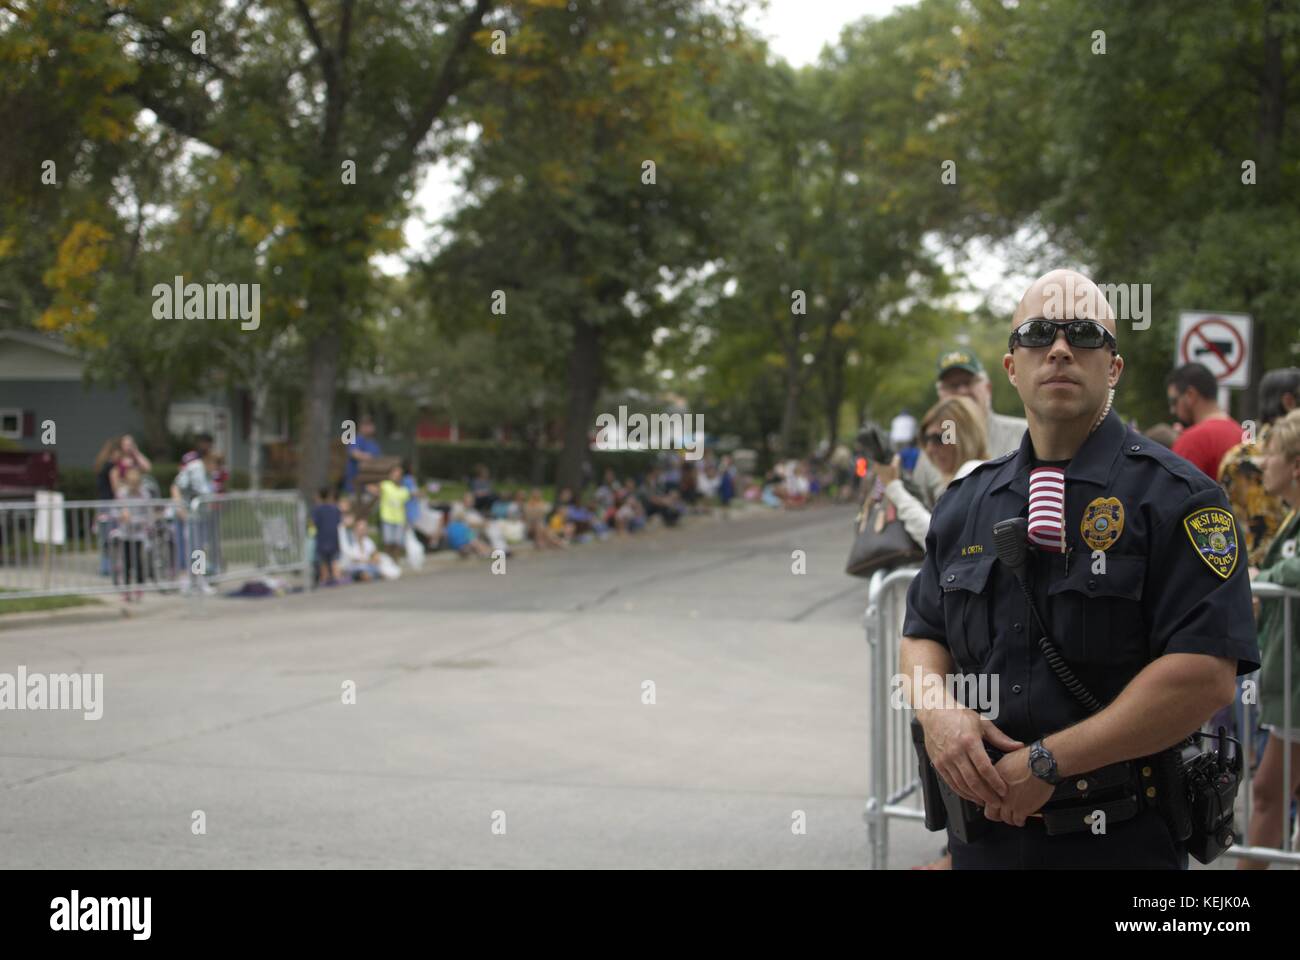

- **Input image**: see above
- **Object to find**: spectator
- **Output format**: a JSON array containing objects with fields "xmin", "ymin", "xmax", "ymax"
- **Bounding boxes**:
[
  {"xmin": 469, "ymin": 464, "xmax": 497, "ymax": 514},
  {"xmin": 911, "ymin": 349, "xmax": 1027, "ymax": 505},
  {"xmin": 876, "ymin": 395, "xmax": 990, "ymax": 548},
  {"xmin": 178, "ymin": 431, "xmax": 213, "ymax": 471},
  {"xmin": 760, "ymin": 464, "xmax": 785, "ymax": 509},
  {"xmin": 446, "ymin": 504, "xmax": 492, "ymax": 558},
  {"xmin": 458, "ymin": 492, "xmax": 508, "ymax": 555},
  {"xmin": 1143, "ymin": 422, "xmax": 1178, "ymax": 449},
  {"xmin": 566, "ymin": 492, "xmax": 608, "ymax": 542},
  {"xmin": 93, "ymin": 437, "xmax": 122, "ymax": 576},
  {"xmin": 679, "ymin": 459, "xmax": 701, "ymax": 508},
  {"xmin": 1219, "ymin": 368, "xmax": 1299, "ymax": 566},
  {"xmin": 209, "ymin": 453, "xmax": 229, "ymax": 493},
  {"xmin": 368, "ymin": 462, "xmax": 410, "ymax": 561},
  {"xmin": 113, "ymin": 466, "xmax": 153, "ymax": 602},
  {"xmin": 890, "ymin": 412, "xmax": 921, "ymax": 472},
  {"xmin": 94, "ymin": 437, "xmax": 122, "ymax": 498},
  {"xmin": 614, "ymin": 481, "xmax": 647, "ymax": 533},
  {"xmin": 784, "ymin": 462, "xmax": 812, "ymax": 507},
  {"xmin": 1167, "ymin": 362, "xmax": 1242, "ymax": 479},
  {"xmin": 341, "ymin": 518, "xmax": 382, "ymax": 581},
  {"xmin": 402, "ymin": 459, "xmax": 421, "ymax": 529},
  {"xmin": 524, "ymin": 488, "xmax": 563, "ymax": 549},
  {"xmin": 697, "ymin": 460, "xmax": 720, "ymax": 501},
  {"xmin": 548, "ymin": 488, "xmax": 578, "ymax": 544},
  {"xmin": 410, "ymin": 488, "xmax": 445, "ymax": 551},
  {"xmin": 717, "ymin": 455, "xmax": 737, "ymax": 512},
  {"xmin": 595, "ymin": 469, "xmax": 620, "ymax": 525},
  {"xmin": 500, "ymin": 491, "xmax": 529, "ymax": 546},
  {"xmin": 172, "ymin": 449, "xmax": 219, "ymax": 592},
  {"xmin": 343, "ymin": 415, "xmax": 381, "ymax": 494},
  {"xmin": 311, "ymin": 487, "xmax": 342, "ymax": 586},
  {"xmin": 829, "ymin": 444, "xmax": 855, "ymax": 501},
  {"xmin": 112, "ymin": 434, "xmax": 153, "ymax": 491},
  {"xmin": 638, "ymin": 469, "xmax": 683, "ymax": 526},
  {"xmin": 1240, "ymin": 407, "xmax": 1300, "ymax": 867}
]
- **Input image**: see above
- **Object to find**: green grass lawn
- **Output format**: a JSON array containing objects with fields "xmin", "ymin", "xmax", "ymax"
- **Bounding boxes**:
[{"xmin": 0, "ymin": 594, "xmax": 102, "ymax": 615}]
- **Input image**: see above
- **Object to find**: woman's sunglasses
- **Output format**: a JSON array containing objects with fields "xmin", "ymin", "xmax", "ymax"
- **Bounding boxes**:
[{"xmin": 1008, "ymin": 318, "xmax": 1118, "ymax": 351}]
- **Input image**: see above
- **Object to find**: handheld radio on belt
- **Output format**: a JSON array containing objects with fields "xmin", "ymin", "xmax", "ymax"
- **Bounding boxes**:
[{"xmin": 910, "ymin": 517, "xmax": 1241, "ymax": 862}]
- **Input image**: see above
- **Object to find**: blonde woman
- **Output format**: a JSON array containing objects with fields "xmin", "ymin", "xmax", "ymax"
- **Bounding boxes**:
[
  {"xmin": 873, "ymin": 394, "xmax": 990, "ymax": 872},
  {"xmin": 875, "ymin": 395, "xmax": 991, "ymax": 549},
  {"xmin": 1240, "ymin": 408, "xmax": 1300, "ymax": 867}
]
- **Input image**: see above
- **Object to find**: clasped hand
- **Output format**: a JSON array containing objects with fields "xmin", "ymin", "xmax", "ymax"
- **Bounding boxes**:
[{"xmin": 921, "ymin": 707, "xmax": 1054, "ymax": 827}]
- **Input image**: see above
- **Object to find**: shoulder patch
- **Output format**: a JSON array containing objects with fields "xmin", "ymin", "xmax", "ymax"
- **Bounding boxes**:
[{"xmin": 1183, "ymin": 506, "xmax": 1239, "ymax": 579}]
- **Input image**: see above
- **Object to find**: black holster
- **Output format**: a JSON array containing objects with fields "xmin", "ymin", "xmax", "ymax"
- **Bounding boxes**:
[{"xmin": 910, "ymin": 715, "xmax": 1000, "ymax": 843}]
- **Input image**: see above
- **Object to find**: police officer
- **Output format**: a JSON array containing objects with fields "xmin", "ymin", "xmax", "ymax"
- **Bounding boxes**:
[{"xmin": 900, "ymin": 269, "xmax": 1260, "ymax": 868}]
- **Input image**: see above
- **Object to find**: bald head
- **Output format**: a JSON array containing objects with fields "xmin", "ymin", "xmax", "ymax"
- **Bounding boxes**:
[
  {"xmin": 1012, "ymin": 269, "xmax": 1117, "ymax": 339},
  {"xmin": 1003, "ymin": 269, "xmax": 1123, "ymax": 445}
]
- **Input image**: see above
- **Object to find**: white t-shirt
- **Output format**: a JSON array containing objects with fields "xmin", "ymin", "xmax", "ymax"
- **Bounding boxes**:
[{"xmin": 342, "ymin": 531, "xmax": 376, "ymax": 565}]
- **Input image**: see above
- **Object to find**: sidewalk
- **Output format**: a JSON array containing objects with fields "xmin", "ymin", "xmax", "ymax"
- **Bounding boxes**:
[{"xmin": 0, "ymin": 500, "xmax": 786, "ymax": 630}]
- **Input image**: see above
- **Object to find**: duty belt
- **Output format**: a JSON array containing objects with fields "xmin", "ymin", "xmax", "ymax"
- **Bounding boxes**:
[{"xmin": 1032, "ymin": 759, "xmax": 1142, "ymax": 836}]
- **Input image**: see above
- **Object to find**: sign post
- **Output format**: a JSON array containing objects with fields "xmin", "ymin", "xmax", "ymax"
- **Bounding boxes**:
[{"xmin": 33, "ymin": 490, "xmax": 65, "ymax": 591}]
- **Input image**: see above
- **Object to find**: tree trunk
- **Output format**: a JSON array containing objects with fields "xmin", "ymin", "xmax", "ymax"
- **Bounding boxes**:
[
  {"xmin": 527, "ymin": 410, "xmax": 548, "ymax": 487},
  {"xmin": 824, "ymin": 349, "xmax": 846, "ymax": 450},
  {"xmin": 777, "ymin": 364, "xmax": 802, "ymax": 457},
  {"xmin": 298, "ymin": 329, "xmax": 342, "ymax": 496},
  {"xmin": 555, "ymin": 318, "xmax": 602, "ymax": 494},
  {"xmin": 131, "ymin": 379, "xmax": 172, "ymax": 460},
  {"xmin": 249, "ymin": 382, "xmax": 267, "ymax": 492}
]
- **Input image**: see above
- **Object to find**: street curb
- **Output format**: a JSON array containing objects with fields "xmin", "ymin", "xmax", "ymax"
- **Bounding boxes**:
[{"xmin": 0, "ymin": 501, "xmax": 794, "ymax": 628}]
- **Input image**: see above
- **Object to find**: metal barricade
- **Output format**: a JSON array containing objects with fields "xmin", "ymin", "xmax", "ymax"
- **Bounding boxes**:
[
  {"xmin": 1232, "ymin": 580, "xmax": 1300, "ymax": 866},
  {"xmin": 186, "ymin": 491, "xmax": 311, "ymax": 593},
  {"xmin": 0, "ymin": 497, "xmax": 188, "ymax": 599},
  {"xmin": 863, "ymin": 565, "xmax": 923, "ymax": 871},
  {"xmin": 0, "ymin": 491, "xmax": 311, "ymax": 603},
  {"xmin": 863, "ymin": 567, "xmax": 1300, "ymax": 869}
]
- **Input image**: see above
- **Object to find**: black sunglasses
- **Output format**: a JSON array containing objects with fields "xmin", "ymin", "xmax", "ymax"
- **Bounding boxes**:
[{"xmin": 1008, "ymin": 319, "xmax": 1117, "ymax": 352}]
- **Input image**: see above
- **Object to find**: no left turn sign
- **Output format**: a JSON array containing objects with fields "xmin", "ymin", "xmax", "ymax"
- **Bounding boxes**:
[{"xmin": 1177, "ymin": 312, "xmax": 1252, "ymax": 389}]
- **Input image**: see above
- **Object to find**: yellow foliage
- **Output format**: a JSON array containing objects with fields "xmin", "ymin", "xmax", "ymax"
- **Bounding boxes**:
[
  {"xmin": 269, "ymin": 203, "xmax": 299, "ymax": 230},
  {"xmin": 44, "ymin": 221, "xmax": 112, "ymax": 288},
  {"xmin": 526, "ymin": 0, "xmax": 569, "ymax": 7},
  {"xmin": 238, "ymin": 215, "xmax": 269, "ymax": 245},
  {"xmin": 0, "ymin": 234, "xmax": 15, "ymax": 260}
]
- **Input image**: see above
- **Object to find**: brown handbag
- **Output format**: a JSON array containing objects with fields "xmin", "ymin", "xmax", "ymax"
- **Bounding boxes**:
[{"xmin": 844, "ymin": 473, "xmax": 924, "ymax": 577}]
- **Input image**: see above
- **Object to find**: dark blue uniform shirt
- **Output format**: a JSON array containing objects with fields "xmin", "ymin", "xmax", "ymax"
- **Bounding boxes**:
[{"xmin": 902, "ymin": 409, "xmax": 1260, "ymax": 747}]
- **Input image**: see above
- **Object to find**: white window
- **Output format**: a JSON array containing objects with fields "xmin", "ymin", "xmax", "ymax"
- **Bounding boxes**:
[
  {"xmin": 0, "ymin": 408, "xmax": 21, "ymax": 439},
  {"xmin": 167, "ymin": 403, "xmax": 232, "ymax": 459}
]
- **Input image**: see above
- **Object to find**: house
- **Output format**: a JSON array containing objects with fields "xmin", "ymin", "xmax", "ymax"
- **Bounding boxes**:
[{"xmin": 0, "ymin": 329, "xmax": 404, "ymax": 484}]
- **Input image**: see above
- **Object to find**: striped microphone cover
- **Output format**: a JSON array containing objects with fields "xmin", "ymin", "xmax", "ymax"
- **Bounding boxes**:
[{"xmin": 1027, "ymin": 466, "xmax": 1066, "ymax": 553}]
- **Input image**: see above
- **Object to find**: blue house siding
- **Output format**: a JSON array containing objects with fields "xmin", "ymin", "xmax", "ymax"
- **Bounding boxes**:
[{"xmin": 0, "ymin": 379, "xmax": 140, "ymax": 470}]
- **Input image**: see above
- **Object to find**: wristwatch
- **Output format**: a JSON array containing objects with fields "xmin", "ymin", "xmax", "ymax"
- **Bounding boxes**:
[{"xmin": 1028, "ymin": 740, "xmax": 1061, "ymax": 785}]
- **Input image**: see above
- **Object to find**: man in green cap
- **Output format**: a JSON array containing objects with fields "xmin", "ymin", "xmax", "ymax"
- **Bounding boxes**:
[{"xmin": 912, "ymin": 348, "xmax": 1029, "ymax": 506}]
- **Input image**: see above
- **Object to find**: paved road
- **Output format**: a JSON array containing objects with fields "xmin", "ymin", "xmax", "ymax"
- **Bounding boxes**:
[{"xmin": 2, "ymin": 505, "xmax": 942, "ymax": 869}]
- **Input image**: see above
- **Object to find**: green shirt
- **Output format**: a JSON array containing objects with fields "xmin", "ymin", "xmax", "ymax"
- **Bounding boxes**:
[{"xmin": 1255, "ymin": 508, "xmax": 1300, "ymax": 729}]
